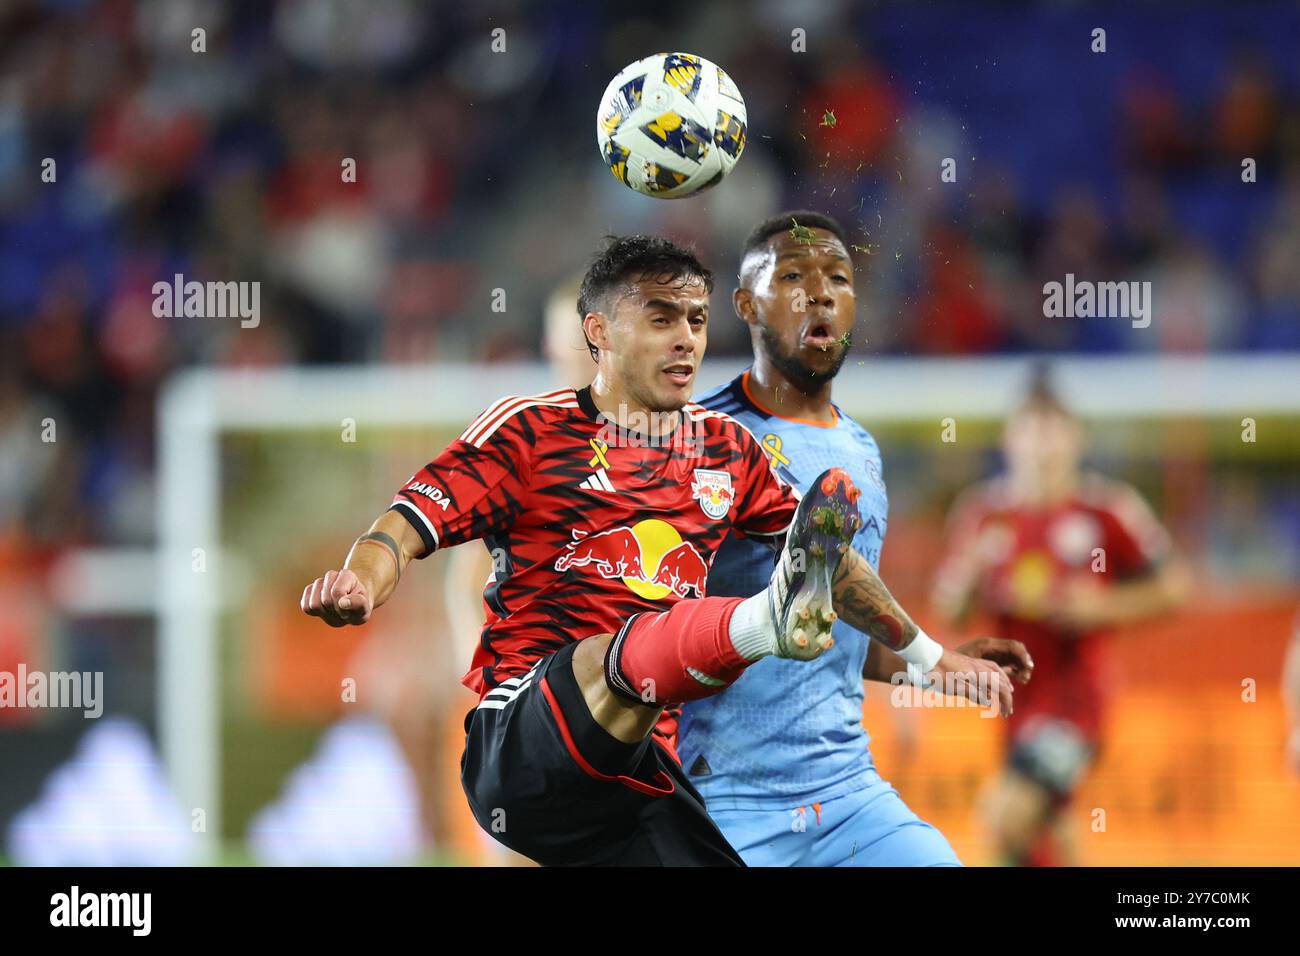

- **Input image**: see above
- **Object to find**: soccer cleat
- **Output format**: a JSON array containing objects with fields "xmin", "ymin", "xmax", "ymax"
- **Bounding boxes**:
[{"xmin": 768, "ymin": 467, "xmax": 863, "ymax": 661}]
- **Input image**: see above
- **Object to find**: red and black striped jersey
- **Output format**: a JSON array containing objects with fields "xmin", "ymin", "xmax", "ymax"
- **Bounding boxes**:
[{"xmin": 391, "ymin": 386, "xmax": 799, "ymax": 699}]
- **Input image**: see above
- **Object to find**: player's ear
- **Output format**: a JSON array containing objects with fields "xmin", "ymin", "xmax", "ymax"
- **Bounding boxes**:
[
  {"xmin": 733, "ymin": 286, "xmax": 756, "ymax": 326},
  {"xmin": 582, "ymin": 311, "xmax": 610, "ymax": 352}
]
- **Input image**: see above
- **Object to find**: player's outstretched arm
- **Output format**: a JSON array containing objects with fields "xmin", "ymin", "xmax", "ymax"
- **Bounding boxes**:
[
  {"xmin": 300, "ymin": 511, "xmax": 425, "ymax": 627},
  {"xmin": 863, "ymin": 637, "xmax": 1030, "ymax": 716},
  {"xmin": 1052, "ymin": 554, "xmax": 1192, "ymax": 631},
  {"xmin": 831, "ymin": 547, "xmax": 923, "ymax": 654},
  {"xmin": 833, "ymin": 548, "xmax": 1017, "ymax": 714},
  {"xmin": 865, "ymin": 634, "xmax": 1033, "ymax": 688}
]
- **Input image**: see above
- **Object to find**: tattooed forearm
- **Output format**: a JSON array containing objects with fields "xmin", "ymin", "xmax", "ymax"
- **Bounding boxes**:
[{"xmin": 831, "ymin": 548, "xmax": 919, "ymax": 651}]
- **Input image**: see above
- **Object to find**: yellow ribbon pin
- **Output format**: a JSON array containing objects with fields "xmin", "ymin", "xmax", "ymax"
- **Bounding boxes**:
[
  {"xmin": 762, "ymin": 433, "xmax": 791, "ymax": 467},
  {"xmin": 588, "ymin": 438, "xmax": 610, "ymax": 469}
]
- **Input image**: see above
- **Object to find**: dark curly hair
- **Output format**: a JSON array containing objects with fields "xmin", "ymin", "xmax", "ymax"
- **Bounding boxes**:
[
  {"xmin": 576, "ymin": 235, "xmax": 714, "ymax": 359},
  {"xmin": 740, "ymin": 210, "xmax": 850, "ymax": 267}
]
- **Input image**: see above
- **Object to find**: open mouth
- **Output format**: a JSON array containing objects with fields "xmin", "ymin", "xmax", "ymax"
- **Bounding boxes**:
[
  {"xmin": 802, "ymin": 321, "xmax": 838, "ymax": 350},
  {"xmin": 663, "ymin": 363, "xmax": 694, "ymax": 386}
]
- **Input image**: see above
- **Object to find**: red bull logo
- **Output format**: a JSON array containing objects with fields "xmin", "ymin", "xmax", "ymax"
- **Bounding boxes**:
[
  {"xmin": 1006, "ymin": 549, "xmax": 1058, "ymax": 619},
  {"xmin": 690, "ymin": 468, "xmax": 735, "ymax": 520},
  {"xmin": 554, "ymin": 519, "xmax": 708, "ymax": 599},
  {"xmin": 553, "ymin": 527, "xmax": 646, "ymax": 580}
]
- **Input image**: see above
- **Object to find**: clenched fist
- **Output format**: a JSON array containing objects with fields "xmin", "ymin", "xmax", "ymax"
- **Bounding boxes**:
[{"xmin": 300, "ymin": 569, "xmax": 373, "ymax": 627}]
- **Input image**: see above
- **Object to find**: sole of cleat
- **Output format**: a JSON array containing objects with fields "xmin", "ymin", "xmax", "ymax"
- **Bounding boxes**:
[{"xmin": 770, "ymin": 467, "xmax": 863, "ymax": 661}]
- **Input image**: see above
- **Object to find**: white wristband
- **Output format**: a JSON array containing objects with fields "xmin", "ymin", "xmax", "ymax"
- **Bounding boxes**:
[
  {"xmin": 896, "ymin": 629, "xmax": 945, "ymax": 675},
  {"xmin": 904, "ymin": 662, "xmax": 934, "ymax": 688}
]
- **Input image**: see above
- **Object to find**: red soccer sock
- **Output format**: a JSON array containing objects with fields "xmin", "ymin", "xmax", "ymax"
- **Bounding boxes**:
[{"xmin": 604, "ymin": 596, "xmax": 750, "ymax": 705}]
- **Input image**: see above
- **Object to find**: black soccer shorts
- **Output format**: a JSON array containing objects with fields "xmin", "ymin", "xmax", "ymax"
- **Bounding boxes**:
[
  {"xmin": 1008, "ymin": 715, "xmax": 1098, "ymax": 802},
  {"xmin": 460, "ymin": 639, "xmax": 744, "ymax": 866}
]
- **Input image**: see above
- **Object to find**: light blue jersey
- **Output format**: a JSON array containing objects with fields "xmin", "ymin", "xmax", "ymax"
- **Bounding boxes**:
[
  {"xmin": 678, "ymin": 370, "xmax": 959, "ymax": 866},
  {"xmin": 679, "ymin": 370, "xmax": 888, "ymax": 809}
]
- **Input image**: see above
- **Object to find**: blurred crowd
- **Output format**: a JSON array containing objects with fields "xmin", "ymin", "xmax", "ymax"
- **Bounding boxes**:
[{"xmin": 1, "ymin": 0, "xmax": 1299, "ymax": 558}]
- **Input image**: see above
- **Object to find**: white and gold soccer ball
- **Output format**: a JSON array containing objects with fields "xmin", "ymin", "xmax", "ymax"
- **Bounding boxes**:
[{"xmin": 596, "ymin": 52, "xmax": 747, "ymax": 199}]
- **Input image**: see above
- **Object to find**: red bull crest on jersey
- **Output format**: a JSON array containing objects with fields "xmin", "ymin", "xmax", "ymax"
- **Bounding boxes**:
[{"xmin": 690, "ymin": 468, "xmax": 734, "ymax": 519}]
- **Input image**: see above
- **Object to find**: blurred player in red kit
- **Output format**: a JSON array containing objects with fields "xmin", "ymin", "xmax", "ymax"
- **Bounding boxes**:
[{"xmin": 932, "ymin": 368, "xmax": 1191, "ymax": 866}]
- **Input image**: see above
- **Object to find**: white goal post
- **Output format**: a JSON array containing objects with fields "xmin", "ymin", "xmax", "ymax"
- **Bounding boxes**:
[{"xmin": 157, "ymin": 354, "xmax": 1300, "ymax": 860}]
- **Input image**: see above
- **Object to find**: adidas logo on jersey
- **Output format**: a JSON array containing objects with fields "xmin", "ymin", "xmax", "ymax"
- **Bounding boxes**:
[{"xmin": 578, "ymin": 468, "xmax": 617, "ymax": 493}]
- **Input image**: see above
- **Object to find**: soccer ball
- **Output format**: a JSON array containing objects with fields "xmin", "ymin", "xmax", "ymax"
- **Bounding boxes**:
[{"xmin": 596, "ymin": 52, "xmax": 747, "ymax": 199}]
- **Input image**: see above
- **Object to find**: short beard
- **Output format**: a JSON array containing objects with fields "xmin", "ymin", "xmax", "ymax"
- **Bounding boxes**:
[
  {"xmin": 759, "ymin": 325, "xmax": 850, "ymax": 395},
  {"xmin": 625, "ymin": 367, "xmax": 686, "ymax": 415}
]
